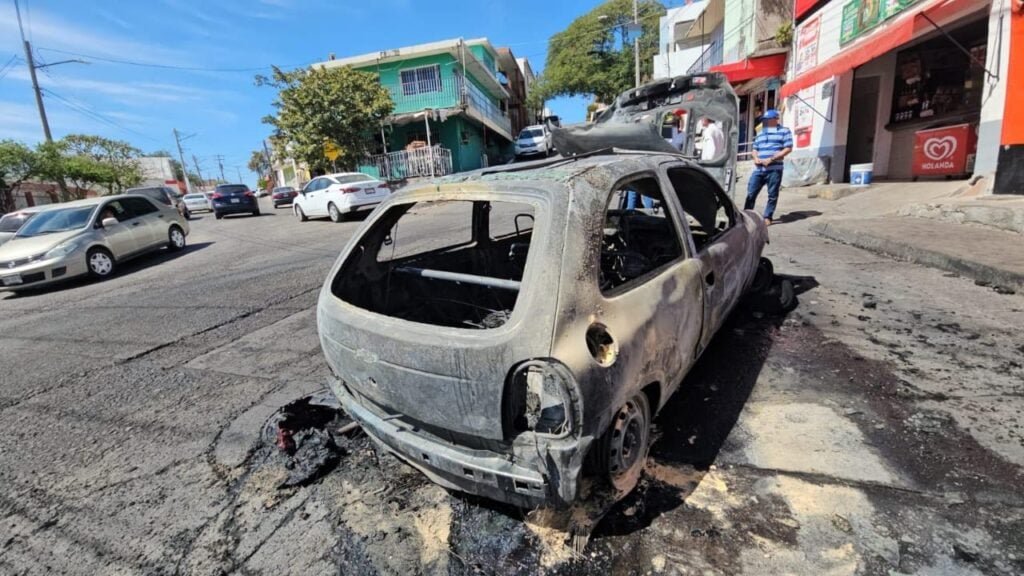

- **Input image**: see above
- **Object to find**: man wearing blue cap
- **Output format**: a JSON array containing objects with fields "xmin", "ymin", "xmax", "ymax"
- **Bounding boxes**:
[{"xmin": 745, "ymin": 109, "xmax": 792, "ymax": 225}]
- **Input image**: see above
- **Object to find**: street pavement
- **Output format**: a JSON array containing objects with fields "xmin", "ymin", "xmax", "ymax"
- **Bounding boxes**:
[{"xmin": 0, "ymin": 195, "xmax": 1021, "ymax": 575}]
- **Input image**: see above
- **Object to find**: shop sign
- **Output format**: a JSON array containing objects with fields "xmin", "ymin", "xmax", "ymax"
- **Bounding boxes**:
[
  {"xmin": 840, "ymin": 0, "xmax": 920, "ymax": 45},
  {"xmin": 795, "ymin": 15, "xmax": 821, "ymax": 75},
  {"xmin": 912, "ymin": 124, "xmax": 974, "ymax": 176},
  {"xmin": 794, "ymin": 88, "xmax": 816, "ymax": 148}
]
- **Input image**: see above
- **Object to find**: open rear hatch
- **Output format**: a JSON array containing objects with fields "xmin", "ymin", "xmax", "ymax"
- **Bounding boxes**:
[
  {"xmin": 319, "ymin": 197, "xmax": 557, "ymax": 443},
  {"xmin": 552, "ymin": 72, "xmax": 739, "ymax": 195}
]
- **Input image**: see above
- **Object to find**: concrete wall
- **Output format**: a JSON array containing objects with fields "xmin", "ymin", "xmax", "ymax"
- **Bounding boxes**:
[
  {"xmin": 723, "ymin": 0, "xmax": 755, "ymax": 61},
  {"xmin": 975, "ymin": 1, "xmax": 1014, "ymax": 188},
  {"xmin": 653, "ymin": 44, "xmax": 706, "ymax": 78}
]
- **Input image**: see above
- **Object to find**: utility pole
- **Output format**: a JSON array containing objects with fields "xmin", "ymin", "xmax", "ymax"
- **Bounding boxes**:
[
  {"xmin": 172, "ymin": 129, "xmax": 193, "ymax": 194},
  {"xmin": 633, "ymin": 0, "xmax": 640, "ymax": 88},
  {"xmin": 15, "ymin": 0, "xmax": 51, "ymax": 142},
  {"xmin": 214, "ymin": 155, "xmax": 226, "ymax": 182},
  {"xmin": 191, "ymin": 154, "xmax": 205, "ymax": 188},
  {"xmin": 235, "ymin": 166, "xmax": 243, "ymax": 184}
]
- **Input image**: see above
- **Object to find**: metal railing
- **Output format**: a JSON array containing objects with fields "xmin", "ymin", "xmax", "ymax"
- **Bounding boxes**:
[
  {"xmin": 687, "ymin": 39, "xmax": 723, "ymax": 75},
  {"xmin": 366, "ymin": 145, "xmax": 453, "ymax": 182},
  {"xmin": 380, "ymin": 76, "xmax": 512, "ymax": 137}
]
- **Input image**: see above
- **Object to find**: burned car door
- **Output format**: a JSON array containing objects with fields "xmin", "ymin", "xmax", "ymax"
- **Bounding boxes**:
[
  {"xmin": 661, "ymin": 163, "xmax": 751, "ymax": 348},
  {"xmin": 594, "ymin": 173, "xmax": 705, "ymax": 409}
]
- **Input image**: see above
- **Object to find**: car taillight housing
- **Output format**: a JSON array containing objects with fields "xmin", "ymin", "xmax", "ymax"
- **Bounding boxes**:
[
  {"xmin": 212, "ymin": 193, "xmax": 223, "ymax": 199},
  {"xmin": 244, "ymin": 191, "xmax": 255, "ymax": 197},
  {"xmin": 341, "ymin": 187, "xmax": 361, "ymax": 194},
  {"xmin": 502, "ymin": 359, "xmax": 578, "ymax": 439}
]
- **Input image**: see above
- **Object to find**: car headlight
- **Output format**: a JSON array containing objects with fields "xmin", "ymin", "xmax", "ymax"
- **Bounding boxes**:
[
  {"xmin": 44, "ymin": 239, "xmax": 83, "ymax": 260},
  {"xmin": 502, "ymin": 359, "xmax": 578, "ymax": 438}
]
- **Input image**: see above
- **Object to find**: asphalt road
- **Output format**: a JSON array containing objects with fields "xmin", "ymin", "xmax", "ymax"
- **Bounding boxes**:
[{"xmin": 0, "ymin": 194, "xmax": 1021, "ymax": 575}]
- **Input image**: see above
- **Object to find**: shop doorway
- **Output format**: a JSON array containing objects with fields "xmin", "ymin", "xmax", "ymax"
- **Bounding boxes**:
[{"xmin": 845, "ymin": 76, "xmax": 880, "ymax": 182}]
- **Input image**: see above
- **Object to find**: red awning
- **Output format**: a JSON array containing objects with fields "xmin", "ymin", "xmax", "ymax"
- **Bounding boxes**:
[
  {"xmin": 709, "ymin": 53, "xmax": 787, "ymax": 85},
  {"xmin": 781, "ymin": 0, "xmax": 989, "ymax": 97}
]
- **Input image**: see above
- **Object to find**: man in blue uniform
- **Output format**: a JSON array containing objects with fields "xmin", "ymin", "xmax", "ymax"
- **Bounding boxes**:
[{"xmin": 745, "ymin": 109, "xmax": 793, "ymax": 225}]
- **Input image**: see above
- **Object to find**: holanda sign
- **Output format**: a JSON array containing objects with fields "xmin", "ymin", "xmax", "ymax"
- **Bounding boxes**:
[{"xmin": 913, "ymin": 124, "xmax": 974, "ymax": 176}]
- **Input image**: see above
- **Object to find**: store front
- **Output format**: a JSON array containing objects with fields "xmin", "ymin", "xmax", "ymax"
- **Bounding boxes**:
[
  {"xmin": 780, "ymin": 0, "xmax": 1007, "ymax": 187},
  {"xmin": 710, "ymin": 53, "xmax": 787, "ymax": 155}
]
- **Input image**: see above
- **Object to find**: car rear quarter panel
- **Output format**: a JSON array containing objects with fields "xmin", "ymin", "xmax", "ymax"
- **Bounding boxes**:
[{"xmin": 316, "ymin": 182, "xmax": 569, "ymax": 441}]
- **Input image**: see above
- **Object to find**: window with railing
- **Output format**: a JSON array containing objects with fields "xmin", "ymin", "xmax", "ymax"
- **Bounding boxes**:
[{"xmin": 400, "ymin": 65, "xmax": 443, "ymax": 96}]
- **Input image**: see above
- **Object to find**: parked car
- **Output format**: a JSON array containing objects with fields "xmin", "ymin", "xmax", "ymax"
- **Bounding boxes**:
[
  {"xmin": 211, "ymin": 184, "xmax": 260, "ymax": 219},
  {"xmin": 254, "ymin": 188, "xmax": 269, "ymax": 198},
  {"xmin": 126, "ymin": 185, "xmax": 191, "ymax": 220},
  {"xmin": 0, "ymin": 195, "xmax": 189, "ymax": 291},
  {"xmin": 0, "ymin": 206, "xmax": 51, "ymax": 246},
  {"xmin": 514, "ymin": 125, "xmax": 554, "ymax": 159},
  {"xmin": 292, "ymin": 172, "xmax": 390, "ymax": 223},
  {"xmin": 271, "ymin": 186, "xmax": 298, "ymax": 208},
  {"xmin": 182, "ymin": 192, "xmax": 212, "ymax": 213},
  {"xmin": 315, "ymin": 72, "xmax": 764, "ymax": 510}
]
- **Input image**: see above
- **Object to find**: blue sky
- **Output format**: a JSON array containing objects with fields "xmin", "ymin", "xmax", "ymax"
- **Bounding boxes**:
[{"xmin": 0, "ymin": 0, "xmax": 603, "ymax": 185}]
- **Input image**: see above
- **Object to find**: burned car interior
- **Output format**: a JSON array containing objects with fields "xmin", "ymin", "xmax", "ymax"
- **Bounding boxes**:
[
  {"xmin": 331, "ymin": 199, "xmax": 536, "ymax": 330},
  {"xmin": 600, "ymin": 176, "xmax": 683, "ymax": 292}
]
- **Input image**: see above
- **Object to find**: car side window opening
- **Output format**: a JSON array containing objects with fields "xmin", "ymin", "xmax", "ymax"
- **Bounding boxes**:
[
  {"xmin": 599, "ymin": 176, "xmax": 684, "ymax": 293},
  {"xmin": 665, "ymin": 167, "xmax": 736, "ymax": 252},
  {"xmin": 122, "ymin": 197, "xmax": 158, "ymax": 217},
  {"xmin": 101, "ymin": 201, "xmax": 132, "ymax": 223},
  {"xmin": 333, "ymin": 199, "xmax": 537, "ymax": 330}
]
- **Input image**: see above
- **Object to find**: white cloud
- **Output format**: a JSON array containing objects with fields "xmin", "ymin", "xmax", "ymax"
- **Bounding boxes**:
[
  {"xmin": 6, "ymin": 68, "xmax": 226, "ymax": 105},
  {"xmin": 0, "ymin": 3, "xmax": 190, "ymax": 65}
]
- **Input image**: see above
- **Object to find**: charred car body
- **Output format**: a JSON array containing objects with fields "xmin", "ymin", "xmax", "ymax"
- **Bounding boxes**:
[{"xmin": 317, "ymin": 73, "xmax": 768, "ymax": 508}]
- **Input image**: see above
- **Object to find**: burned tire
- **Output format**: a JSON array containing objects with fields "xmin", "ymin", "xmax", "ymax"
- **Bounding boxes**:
[
  {"xmin": 778, "ymin": 278, "xmax": 796, "ymax": 312},
  {"xmin": 86, "ymin": 247, "xmax": 115, "ymax": 279},
  {"xmin": 594, "ymin": 392, "xmax": 651, "ymax": 493},
  {"xmin": 750, "ymin": 257, "xmax": 774, "ymax": 294}
]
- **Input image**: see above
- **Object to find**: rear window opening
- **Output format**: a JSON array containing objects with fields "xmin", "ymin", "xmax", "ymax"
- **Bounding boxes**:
[{"xmin": 332, "ymin": 199, "xmax": 537, "ymax": 330}]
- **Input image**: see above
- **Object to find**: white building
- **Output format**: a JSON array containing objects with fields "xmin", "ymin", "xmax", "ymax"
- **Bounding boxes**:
[{"xmin": 652, "ymin": 0, "xmax": 725, "ymax": 79}]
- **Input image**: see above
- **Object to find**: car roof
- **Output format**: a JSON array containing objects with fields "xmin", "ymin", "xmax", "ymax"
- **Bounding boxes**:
[
  {"xmin": 436, "ymin": 149, "xmax": 692, "ymax": 186},
  {"xmin": 41, "ymin": 194, "xmax": 162, "ymax": 209},
  {"xmin": 323, "ymin": 172, "xmax": 375, "ymax": 179}
]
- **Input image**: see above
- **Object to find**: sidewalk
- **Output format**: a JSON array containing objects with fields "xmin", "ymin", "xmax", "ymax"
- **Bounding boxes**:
[{"xmin": 769, "ymin": 180, "xmax": 1024, "ymax": 292}]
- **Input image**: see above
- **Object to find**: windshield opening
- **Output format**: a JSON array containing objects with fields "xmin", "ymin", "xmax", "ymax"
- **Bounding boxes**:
[
  {"xmin": 16, "ymin": 206, "xmax": 96, "ymax": 237},
  {"xmin": 332, "ymin": 199, "xmax": 538, "ymax": 330},
  {"xmin": 519, "ymin": 128, "xmax": 544, "ymax": 139},
  {"xmin": 216, "ymin": 185, "xmax": 248, "ymax": 194}
]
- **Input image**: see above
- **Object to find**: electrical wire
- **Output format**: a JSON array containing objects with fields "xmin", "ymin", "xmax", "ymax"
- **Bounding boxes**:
[
  {"xmin": 0, "ymin": 55, "xmax": 21, "ymax": 81},
  {"xmin": 36, "ymin": 47, "xmax": 308, "ymax": 73},
  {"xmin": 40, "ymin": 86, "xmax": 158, "ymax": 141}
]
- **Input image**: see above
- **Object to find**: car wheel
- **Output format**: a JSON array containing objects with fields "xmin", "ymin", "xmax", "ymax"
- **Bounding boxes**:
[
  {"xmin": 183, "ymin": 209, "xmax": 191, "ymax": 220},
  {"xmin": 253, "ymin": 209, "xmax": 261, "ymax": 217},
  {"xmin": 215, "ymin": 212, "xmax": 223, "ymax": 220},
  {"xmin": 295, "ymin": 205, "xmax": 308, "ymax": 222},
  {"xmin": 750, "ymin": 257, "xmax": 774, "ymax": 294},
  {"xmin": 86, "ymin": 248, "xmax": 115, "ymax": 279},
  {"xmin": 328, "ymin": 203, "xmax": 342, "ymax": 223},
  {"xmin": 595, "ymin": 392, "xmax": 651, "ymax": 494},
  {"xmin": 168, "ymin": 225, "xmax": 186, "ymax": 251}
]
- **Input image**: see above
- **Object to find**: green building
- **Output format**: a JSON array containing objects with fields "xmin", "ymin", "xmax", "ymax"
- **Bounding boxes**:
[{"xmin": 317, "ymin": 38, "xmax": 516, "ymax": 179}]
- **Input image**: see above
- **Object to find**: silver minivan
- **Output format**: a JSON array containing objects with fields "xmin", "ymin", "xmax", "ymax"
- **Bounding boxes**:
[{"xmin": 0, "ymin": 194, "xmax": 190, "ymax": 291}]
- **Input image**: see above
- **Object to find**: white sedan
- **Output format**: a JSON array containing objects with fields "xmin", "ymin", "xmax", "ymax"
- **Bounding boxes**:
[
  {"xmin": 293, "ymin": 172, "xmax": 391, "ymax": 223},
  {"xmin": 182, "ymin": 192, "xmax": 212, "ymax": 213}
]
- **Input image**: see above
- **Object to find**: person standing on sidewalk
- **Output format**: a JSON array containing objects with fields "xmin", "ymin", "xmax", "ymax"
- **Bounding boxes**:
[{"xmin": 745, "ymin": 109, "xmax": 793, "ymax": 225}]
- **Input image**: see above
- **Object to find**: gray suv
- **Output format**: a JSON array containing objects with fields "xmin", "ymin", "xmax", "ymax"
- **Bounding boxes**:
[{"xmin": 125, "ymin": 185, "xmax": 191, "ymax": 220}]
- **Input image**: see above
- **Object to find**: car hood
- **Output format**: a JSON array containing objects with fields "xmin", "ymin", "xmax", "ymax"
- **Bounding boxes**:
[
  {"xmin": 0, "ymin": 232, "xmax": 15, "ymax": 246},
  {"xmin": 0, "ymin": 230, "xmax": 82, "ymax": 259}
]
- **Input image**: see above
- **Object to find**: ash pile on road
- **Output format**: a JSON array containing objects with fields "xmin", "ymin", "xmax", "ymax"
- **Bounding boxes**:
[{"xmin": 263, "ymin": 391, "xmax": 357, "ymax": 487}]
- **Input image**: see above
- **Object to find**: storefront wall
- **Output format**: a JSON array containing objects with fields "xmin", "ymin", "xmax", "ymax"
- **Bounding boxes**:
[{"xmin": 785, "ymin": 0, "xmax": 1003, "ymax": 186}]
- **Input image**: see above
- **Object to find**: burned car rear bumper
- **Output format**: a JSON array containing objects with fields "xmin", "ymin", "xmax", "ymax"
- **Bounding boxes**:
[{"xmin": 328, "ymin": 377, "xmax": 589, "ymax": 509}]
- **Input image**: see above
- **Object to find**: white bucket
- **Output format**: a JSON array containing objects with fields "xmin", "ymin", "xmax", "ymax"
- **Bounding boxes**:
[{"xmin": 850, "ymin": 163, "xmax": 874, "ymax": 186}]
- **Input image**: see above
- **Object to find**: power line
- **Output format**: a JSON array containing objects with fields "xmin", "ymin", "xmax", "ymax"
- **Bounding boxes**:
[
  {"xmin": 0, "ymin": 55, "xmax": 20, "ymax": 81},
  {"xmin": 37, "ymin": 46, "xmax": 307, "ymax": 73},
  {"xmin": 41, "ymin": 87, "xmax": 158, "ymax": 141}
]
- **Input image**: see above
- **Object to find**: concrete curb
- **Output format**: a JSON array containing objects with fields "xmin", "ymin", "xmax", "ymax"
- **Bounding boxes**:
[{"xmin": 810, "ymin": 220, "xmax": 1024, "ymax": 292}]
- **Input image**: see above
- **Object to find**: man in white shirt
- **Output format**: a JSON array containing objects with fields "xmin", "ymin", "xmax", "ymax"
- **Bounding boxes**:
[{"xmin": 699, "ymin": 117, "xmax": 725, "ymax": 162}]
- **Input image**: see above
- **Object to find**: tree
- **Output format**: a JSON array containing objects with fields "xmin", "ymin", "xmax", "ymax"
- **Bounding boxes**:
[
  {"xmin": 0, "ymin": 140, "xmax": 40, "ymax": 212},
  {"xmin": 248, "ymin": 150, "xmax": 270, "ymax": 176},
  {"xmin": 531, "ymin": 0, "xmax": 665, "ymax": 106},
  {"xmin": 59, "ymin": 134, "xmax": 143, "ymax": 194},
  {"xmin": 257, "ymin": 65, "xmax": 393, "ymax": 174}
]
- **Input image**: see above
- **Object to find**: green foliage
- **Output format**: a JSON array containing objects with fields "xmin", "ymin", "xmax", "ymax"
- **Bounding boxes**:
[
  {"xmin": 775, "ymin": 21, "xmax": 793, "ymax": 47},
  {"xmin": 533, "ymin": 0, "xmax": 666, "ymax": 105},
  {"xmin": 0, "ymin": 140, "xmax": 40, "ymax": 212},
  {"xmin": 258, "ymin": 65, "xmax": 393, "ymax": 174},
  {"xmin": 248, "ymin": 150, "xmax": 270, "ymax": 176},
  {"xmin": 59, "ymin": 134, "xmax": 143, "ymax": 194}
]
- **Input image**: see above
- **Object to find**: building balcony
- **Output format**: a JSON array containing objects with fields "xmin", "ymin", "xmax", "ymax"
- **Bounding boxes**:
[{"xmin": 382, "ymin": 76, "xmax": 512, "ymax": 141}]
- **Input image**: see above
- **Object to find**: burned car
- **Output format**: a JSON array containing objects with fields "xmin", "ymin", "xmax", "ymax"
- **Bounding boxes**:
[{"xmin": 316, "ymin": 73, "xmax": 768, "ymax": 508}]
